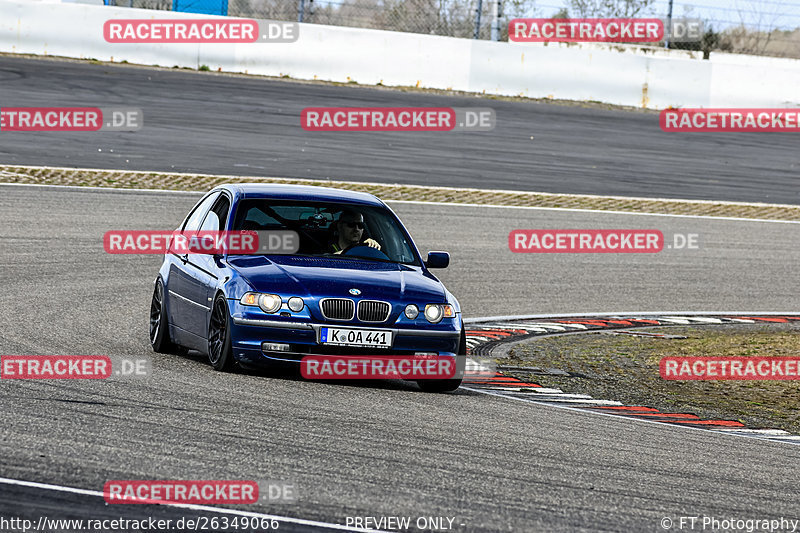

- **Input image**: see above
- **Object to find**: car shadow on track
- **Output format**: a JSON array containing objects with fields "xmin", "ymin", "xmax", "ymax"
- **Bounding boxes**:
[{"xmin": 173, "ymin": 349, "xmax": 478, "ymax": 395}]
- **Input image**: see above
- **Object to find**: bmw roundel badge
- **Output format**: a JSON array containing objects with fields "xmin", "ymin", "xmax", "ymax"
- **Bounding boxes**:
[{"xmin": 349, "ymin": 288, "xmax": 361, "ymax": 296}]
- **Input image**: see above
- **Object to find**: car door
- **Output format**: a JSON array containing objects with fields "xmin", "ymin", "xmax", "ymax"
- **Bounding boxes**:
[
  {"xmin": 167, "ymin": 191, "xmax": 219, "ymax": 341},
  {"xmin": 184, "ymin": 192, "xmax": 232, "ymax": 341}
]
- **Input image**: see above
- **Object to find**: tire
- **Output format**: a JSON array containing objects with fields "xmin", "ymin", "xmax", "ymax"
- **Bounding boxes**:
[
  {"xmin": 150, "ymin": 278, "xmax": 178, "ymax": 353},
  {"xmin": 208, "ymin": 294, "xmax": 235, "ymax": 371},
  {"xmin": 417, "ymin": 325, "xmax": 465, "ymax": 393}
]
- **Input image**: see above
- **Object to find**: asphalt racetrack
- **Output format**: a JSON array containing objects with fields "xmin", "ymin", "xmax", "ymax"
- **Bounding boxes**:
[
  {"xmin": 1, "ymin": 55, "xmax": 799, "ymax": 205},
  {"xmin": 1, "ymin": 185, "xmax": 799, "ymax": 531}
]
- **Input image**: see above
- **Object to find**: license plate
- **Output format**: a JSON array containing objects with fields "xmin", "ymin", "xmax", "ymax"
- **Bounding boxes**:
[{"xmin": 319, "ymin": 327, "xmax": 392, "ymax": 348}]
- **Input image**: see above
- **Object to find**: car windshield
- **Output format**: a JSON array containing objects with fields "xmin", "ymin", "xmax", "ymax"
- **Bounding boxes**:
[{"xmin": 231, "ymin": 199, "xmax": 420, "ymax": 265}]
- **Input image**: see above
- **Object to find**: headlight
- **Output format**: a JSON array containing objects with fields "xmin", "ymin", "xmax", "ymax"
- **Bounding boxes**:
[
  {"xmin": 287, "ymin": 297, "xmax": 304, "ymax": 312},
  {"xmin": 258, "ymin": 294, "xmax": 282, "ymax": 313},
  {"xmin": 404, "ymin": 304, "xmax": 419, "ymax": 319},
  {"xmin": 240, "ymin": 292, "xmax": 284, "ymax": 313},
  {"xmin": 424, "ymin": 304, "xmax": 454, "ymax": 323}
]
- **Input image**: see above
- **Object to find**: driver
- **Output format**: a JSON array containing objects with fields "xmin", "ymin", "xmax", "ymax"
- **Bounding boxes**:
[{"xmin": 329, "ymin": 209, "xmax": 381, "ymax": 254}]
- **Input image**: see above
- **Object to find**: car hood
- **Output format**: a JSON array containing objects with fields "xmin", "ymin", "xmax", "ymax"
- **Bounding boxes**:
[{"xmin": 227, "ymin": 255, "xmax": 446, "ymax": 303}]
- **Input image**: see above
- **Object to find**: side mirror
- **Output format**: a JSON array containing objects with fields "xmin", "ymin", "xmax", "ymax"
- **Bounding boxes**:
[
  {"xmin": 425, "ymin": 251, "xmax": 450, "ymax": 269},
  {"xmin": 184, "ymin": 234, "xmax": 220, "ymax": 255},
  {"xmin": 200, "ymin": 235, "xmax": 218, "ymax": 254}
]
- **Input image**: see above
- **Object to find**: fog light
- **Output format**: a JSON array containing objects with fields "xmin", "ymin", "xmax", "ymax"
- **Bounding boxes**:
[
  {"xmin": 263, "ymin": 342, "xmax": 290, "ymax": 352},
  {"xmin": 404, "ymin": 304, "xmax": 419, "ymax": 319},
  {"xmin": 288, "ymin": 297, "xmax": 304, "ymax": 312}
]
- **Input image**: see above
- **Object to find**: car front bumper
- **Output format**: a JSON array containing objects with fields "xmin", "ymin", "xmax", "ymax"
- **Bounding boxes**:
[{"xmin": 230, "ymin": 316, "xmax": 461, "ymax": 364}]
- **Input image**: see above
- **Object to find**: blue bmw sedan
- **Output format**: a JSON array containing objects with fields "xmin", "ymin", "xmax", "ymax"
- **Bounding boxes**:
[{"xmin": 150, "ymin": 184, "xmax": 465, "ymax": 392}]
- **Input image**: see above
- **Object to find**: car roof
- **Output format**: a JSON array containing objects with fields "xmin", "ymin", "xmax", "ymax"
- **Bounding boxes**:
[{"xmin": 217, "ymin": 183, "xmax": 385, "ymax": 207}]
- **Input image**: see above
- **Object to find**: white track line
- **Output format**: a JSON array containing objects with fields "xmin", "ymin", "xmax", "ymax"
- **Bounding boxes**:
[
  {"xmin": 2, "ymin": 182, "xmax": 799, "ymax": 224},
  {"xmin": 714, "ymin": 429, "xmax": 791, "ymax": 436},
  {"xmin": 0, "ymin": 182, "xmax": 203, "ymax": 196},
  {"xmin": 388, "ymin": 199, "xmax": 800, "ymax": 224},
  {"xmin": 0, "ymin": 477, "xmax": 387, "ymax": 533},
  {"xmin": 464, "ymin": 312, "xmax": 800, "ymax": 323}
]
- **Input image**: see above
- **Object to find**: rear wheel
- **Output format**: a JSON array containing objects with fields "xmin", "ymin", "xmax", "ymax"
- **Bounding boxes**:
[
  {"xmin": 208, "ymin": 294, "xmax": 235, "ymax": 371},
  {"xmin": 150, "ymin": 279, "xmax": 177, "ymax": 353},
  {"xmin": 417, "ymin": 325, "xmax": 466, "ymax": 393}
]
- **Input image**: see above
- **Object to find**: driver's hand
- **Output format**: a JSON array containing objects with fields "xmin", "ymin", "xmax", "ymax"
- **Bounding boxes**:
[{"xmin": 364, "ymin": 238, "xmax": 381, "ymax": 250}]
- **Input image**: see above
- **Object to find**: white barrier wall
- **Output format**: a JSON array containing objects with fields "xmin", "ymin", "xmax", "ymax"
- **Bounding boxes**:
[{"xmin": 1, "ymin": 0, "xmax": 798, "ymax": 109}]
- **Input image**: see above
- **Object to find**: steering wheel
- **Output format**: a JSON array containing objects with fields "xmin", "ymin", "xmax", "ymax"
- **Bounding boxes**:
[
  {"xmin": 341, "ymin": 243, "xmax": 390, "ymax": 260},
  {"xmin": 340, "ymin": 242, "xmax": 365, "ymax": 254}
]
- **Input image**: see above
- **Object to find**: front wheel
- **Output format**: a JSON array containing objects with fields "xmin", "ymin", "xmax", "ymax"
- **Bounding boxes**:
[
  {"xmin": 417, "ymin": 325, "xmax": 465, "ymax": 393},
  {"xmin": 150, "ymin": 278, "xmax": 177, "ymax": 353},
  {"xmin": 208, "ymin": 294, "xmax": 235, "ymax": 371}
]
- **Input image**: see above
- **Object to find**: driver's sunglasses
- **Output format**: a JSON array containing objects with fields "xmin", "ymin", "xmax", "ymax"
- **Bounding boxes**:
[{"xmin": 343, "ymin": 221, "xmax": 365, "ymax": 229}]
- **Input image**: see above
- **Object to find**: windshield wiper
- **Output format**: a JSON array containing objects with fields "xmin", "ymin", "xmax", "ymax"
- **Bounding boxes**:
[{"xmin": 320, "ymin": 253, "xmax": 397, "ymax": 264}]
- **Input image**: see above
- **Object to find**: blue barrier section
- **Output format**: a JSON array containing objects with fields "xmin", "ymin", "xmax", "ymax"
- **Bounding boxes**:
[{"xmin": 172, "ymin": 0, "xmax": 228, "ymax": 15}]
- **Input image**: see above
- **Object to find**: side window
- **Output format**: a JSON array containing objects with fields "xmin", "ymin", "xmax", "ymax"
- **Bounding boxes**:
[
  {"xmin": 182, "ymin": 192, "xmax": 220, "ymax": 232},
  {"xmin": 200, "ymin": 195, "xmax": 231, "ymax": 232},
  {"xmin": 232, "ymin": 204, "xmax": 280, "ymax": 230}
]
